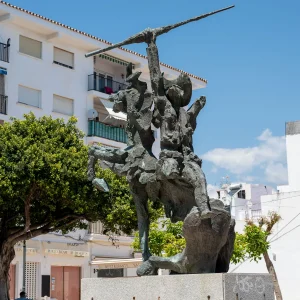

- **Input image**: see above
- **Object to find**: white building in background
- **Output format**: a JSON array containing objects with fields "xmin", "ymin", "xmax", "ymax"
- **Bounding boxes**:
[
  {"xmin": 217, "ymin": 182, "xmax": 274, "ymax": 224},
  {"xmin": 230, "ymin": 121, "xmax": 300, "ymax": 300},
  {"xmin": 0, "ymin": 2, "xmax": 207, "ymax": 300}
]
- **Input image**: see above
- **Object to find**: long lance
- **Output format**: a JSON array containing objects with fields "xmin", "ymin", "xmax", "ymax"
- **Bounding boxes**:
[
  {"xmin": 85, "ymin": 5, "xmax": 234, "ymax": 58},
  {"xmin": 85, "ymin": 5, "xmax": 234, "ymax": 95}
]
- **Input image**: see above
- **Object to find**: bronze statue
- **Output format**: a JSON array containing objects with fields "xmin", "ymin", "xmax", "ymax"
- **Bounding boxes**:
[{"xmin": 87, "ymin": 5, "xmax": 236, "ymax": 275}]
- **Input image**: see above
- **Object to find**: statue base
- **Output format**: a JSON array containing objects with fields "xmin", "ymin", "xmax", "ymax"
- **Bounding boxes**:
[{"xmin": 81, "ymin": 273, "xmax": 274, "ymax": 300}]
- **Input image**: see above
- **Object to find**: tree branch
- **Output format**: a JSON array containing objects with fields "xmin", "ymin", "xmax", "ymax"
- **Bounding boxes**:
[
  {"xmin": 23, "ymin": 183, "xmax": 37, "ymax": 234},
  {"xmin": 11, "ymin": 216, "xmax": 82, "ymax": 244},
  {"xmin": 8, "ymin": 214, "xmax": 83, "ymax": 243}
]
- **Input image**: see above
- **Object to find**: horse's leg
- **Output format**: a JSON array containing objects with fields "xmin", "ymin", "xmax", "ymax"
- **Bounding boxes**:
[
  {"xmin": 130, "ymin": 182, "xmax": 151, "ymax": 261},
  {"xmin": 137, "ymin": 252, "xmax": 186, "ymax": 276},
  {"xmin": 182, "ymin": 160, "xmax": 211, "ymax": 213}
]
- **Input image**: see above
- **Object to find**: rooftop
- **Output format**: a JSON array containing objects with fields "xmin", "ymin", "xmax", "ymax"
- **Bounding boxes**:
[{"xmin": 0, "ymin": 1, "xmax": 207, "ymax": 84}]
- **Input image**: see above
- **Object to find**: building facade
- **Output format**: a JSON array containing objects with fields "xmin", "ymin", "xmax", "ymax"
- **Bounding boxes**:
[
  {"xmin": 229, "ymin": 121, "xmax": 300, "ymax": 300},
  {"xmin": 216, "ymin": 182, "xmax": 274, "ymax": 224},
  {"xmin": 0, "ymin": 2, "xmax": 207, "ymax": 299}
]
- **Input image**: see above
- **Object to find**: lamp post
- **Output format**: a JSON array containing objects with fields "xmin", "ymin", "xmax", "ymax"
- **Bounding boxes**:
[{"xmin": 22, "ymin": 240, "xmax": 26, "ymax": 293}]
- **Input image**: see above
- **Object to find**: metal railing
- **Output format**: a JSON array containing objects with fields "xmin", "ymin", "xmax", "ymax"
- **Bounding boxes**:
[
  {"xmin": 251, "ymin": 209, "xmax": 262, "ymax": 220},
  {"xmin": 88, "ymin": 120, "xmax": 127, "ymax": 143},
  {"xmin": 88, "ymin": 221, "xmax": 131, "ymax": 237},
  {"xmin": 88, "ymin": 74, "xmax": 127, "ymax": 94},
  {"xmin": 0, "ymin": 40, "xmax": 10, "ymax": 63},
  {"xmin": 0, "ymin": 95, "xmax": 7, "ymax": 114}
]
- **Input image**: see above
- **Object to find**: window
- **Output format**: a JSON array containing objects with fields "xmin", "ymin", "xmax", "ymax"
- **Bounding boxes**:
[
  {"xmin": 19, "ymin": 35, "xmax": 42, "ymax": 59},
  {"xmin": 18, "ymin": 85, "xmax": 41, "ymax": 108},
  {"xmin": 99, "ymin": 73, "xmax": 105, "ymax": 91},
  {"xmin": 0, "ymin": 74, "xmax": 5, "ymax": 95},
  {"xmin": 53, "ymin": 47, "xmax": 74, "ymax": 69},
  {"xmin": 237, "ymin": 190, "xmax": 246, "ymax": 199},
  {"xmin": 217, "ymin": 191, "xmax": 220, "ymax": 199},
  {"xmin": 106, "ymin": 75, "xmax": 113, "ymax": 89},
  {"xmin": 53, "ymin": 94, "xmax": 74, "ymax": 115}
]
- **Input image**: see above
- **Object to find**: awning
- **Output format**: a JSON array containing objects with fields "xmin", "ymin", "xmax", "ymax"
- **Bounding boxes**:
[
  {"xmin": 103, "ymin": 107, "xmax": 127, "ymax": 121},
  {"xmin": 99, "ymin": 53, "xmax": 134, "ymax": 68},
  {"xmin": 90, "ymin": 258, "xmax": 142, "ymax": 269},
  {"xmin": 0, "ymin": 68, "xmax": 7, "ymax": 75},
  {"xmin": 100, "ymin": 99, "xmax": 127, "ymax": 122}
]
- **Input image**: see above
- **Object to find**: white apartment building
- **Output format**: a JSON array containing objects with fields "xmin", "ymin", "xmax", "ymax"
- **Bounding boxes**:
[
  {"xmin": 230, "ymin": 121, "xmax": 300, "ymax": 300},
  {"xmin": 216, "ymin": 182, "xmax": 274, "ymax": 225},
  {"xmin": 0, "ymin": 2, "xmax": 207, "ymax": 300}
]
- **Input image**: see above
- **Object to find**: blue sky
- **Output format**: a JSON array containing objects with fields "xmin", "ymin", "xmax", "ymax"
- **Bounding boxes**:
[{"xmin": 9, "ymin": 0, "xmax": 300, "ymax": 188}]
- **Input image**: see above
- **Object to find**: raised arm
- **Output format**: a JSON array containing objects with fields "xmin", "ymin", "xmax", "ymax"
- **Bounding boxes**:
[{"xmin": 187, "ymin": 96, "xmax": 206, "ymax": 130}]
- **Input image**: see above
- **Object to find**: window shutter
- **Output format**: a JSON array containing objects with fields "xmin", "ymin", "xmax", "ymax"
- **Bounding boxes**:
[
  {"xmin": 54, "ymin": 47, "xmax": 74, "ymax": 68},
  {"xmin": 53, "ymin": 94, "xmax": 74, "ymax": 115},
  {"xmin": 18, "ymin": 85, "xmax": 41, "ymax": 107},
  {"xmin": 19, "ymin": 35, "xmax": 42, "ymax": 59}
]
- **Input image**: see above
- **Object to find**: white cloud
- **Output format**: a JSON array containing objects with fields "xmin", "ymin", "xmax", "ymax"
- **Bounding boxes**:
[
  {"xmin": 237, "ymin": 175, "xmax": 257, "ymax": 183},
  {"xmin": 264, "ymin": 162, "xmax": 288, "ymax": 184},
  {"xmin": 207, "ymin": 184, "xmax": 219, "ymax": 198},
  {"xmin": 202, "ymin": 129, "xmax": 288, "ymax": 185}
]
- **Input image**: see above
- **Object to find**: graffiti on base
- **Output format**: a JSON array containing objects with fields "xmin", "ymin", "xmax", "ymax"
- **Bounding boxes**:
[{"xmin": 233, "ymin": 275, "xmax": 265, "ymax": 295}]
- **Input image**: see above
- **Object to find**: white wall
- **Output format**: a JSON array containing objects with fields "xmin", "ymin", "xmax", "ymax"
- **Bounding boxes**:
[
  {"xmin": 230, "ymin": 191, "xmax": 300, "ymax": 300},
  {"xmin": 286, "ymin": 134, "xmax": 300, "ymax": 191}
]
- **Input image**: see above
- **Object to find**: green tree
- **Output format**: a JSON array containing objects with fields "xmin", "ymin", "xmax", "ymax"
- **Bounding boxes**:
[
  {"xmin": 0, "ymin": 113, "xmax": 157, "ymax": 300},
  {"xmin": 132, "ymin": 219, "xmax": 185, "ymax": 257},
  {"xmin": 232, "ymin": 212, "xmax": 283, "ymax": 300}
]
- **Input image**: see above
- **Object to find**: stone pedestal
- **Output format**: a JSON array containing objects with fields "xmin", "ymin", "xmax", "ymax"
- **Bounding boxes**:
[{"xmin": 81, "ymin": 273, "xmax": 274, "ymax": 300}]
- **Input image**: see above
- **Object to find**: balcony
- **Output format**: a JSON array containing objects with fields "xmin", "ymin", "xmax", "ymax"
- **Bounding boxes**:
[
  {"xmin": 0, "ymin": 95, "xmax": 7, "ymax": 114},
  {"xmin": 88, "ymin": 120, "xmax": 127, "ymax": 143},
  {"xmin": 251, "ymin": 209, "xmax": 262, "ymax": 220},
  {"xmin": 0, "ymin": 40, "xmax": 10, "ymax": 63},
  {"xmin": 88, "ymin": 74, "xmax": 127, "ymax": 95},
  {"xmin": 88, "ymin": 221, "xmax": 104, "ymax": 234}
]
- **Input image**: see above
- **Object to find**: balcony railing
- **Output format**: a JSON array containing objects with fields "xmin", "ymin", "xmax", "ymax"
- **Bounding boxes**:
[
  {"xmin": 88, "ymin": 74, "xmax": 127, "ymax": 94},
  {"xmin": 0, "ymin": 95, "xmax": 7, "ymax": 115},
  {"xmin": 88, "ymin": 221, "xmax": 104, "ymax": 234},
  {"xmin": 88, "ymin": 221, "xmax": 132, "ymax": 237},
  {"xmin": 0, "ymin": 40, "xmax": 10, "ymax": 63},
  {"xmin": 251, "ymin": 209, "xmax": 262, "ymax": 220},
  {"xmin": 88, "ymin": 120, "xmax": 127, "ymax": 143}
]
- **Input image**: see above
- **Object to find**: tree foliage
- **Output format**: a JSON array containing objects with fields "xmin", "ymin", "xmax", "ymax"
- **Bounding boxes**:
[
  {"xmin": 132, "ymin": 219, "xmax": 185, "ymax": 256},
  {"xmin": 231, "ymin": 211, "xmax": 281, "ymax": 264},
  {"xmin": 232, "ymin": 212, "xmax": 283, "ymax": 300},
  {"xmin": 231, "ymin": 225, "xmax": 269, "ymax": 264},
  {"xmin": 0, "ymin": 113, "xmax": 155, "ymax": 242}
]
